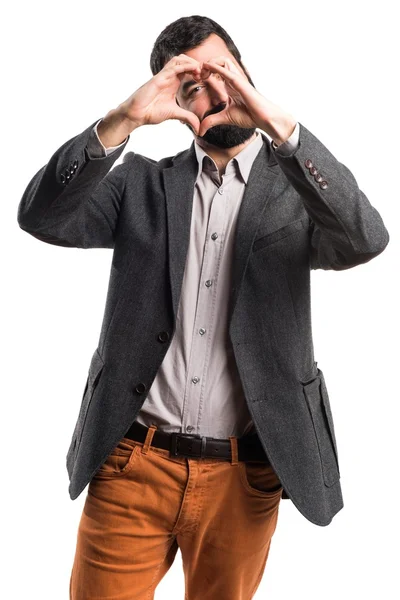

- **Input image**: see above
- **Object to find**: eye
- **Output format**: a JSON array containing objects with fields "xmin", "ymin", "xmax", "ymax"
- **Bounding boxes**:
[{"xmin": 188, "ymin": 85, "xmax": 203, "ymax": 97}]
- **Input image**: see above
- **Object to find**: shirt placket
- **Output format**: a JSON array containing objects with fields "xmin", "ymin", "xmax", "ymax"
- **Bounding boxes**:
[{"xmin": 182, "ymin": 166, "xmax": 232, "ymax": 436}]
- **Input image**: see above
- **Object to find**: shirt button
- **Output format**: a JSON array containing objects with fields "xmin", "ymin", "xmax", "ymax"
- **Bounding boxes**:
[
  {"xmin": 218, "ymin": 188, "xmax": 224, "ymax": 194},
  {"xmin": 211, "ymin": 232, "xmax": 218, "ymax": 240},
  {"xmin": 192, "ymin": 376, "xmax": 200, "ymax": 384},
  {"xmin": 135, "ymin": 382, "xmax": 147, "ymax": 394},
  {"xmin": 205, "ymin": 279, "xmax": 213, "ymax": 287},
  {"xmin": 186, "ymin": 425, "xmax": 195, "ymax": 432},
  {"xmin": 199, "ymin": 328, "xmax": 206, "ymax": 335},
  {"xmin": 157, "ymin": 331, "xmax": 170, "ymax": 342}
]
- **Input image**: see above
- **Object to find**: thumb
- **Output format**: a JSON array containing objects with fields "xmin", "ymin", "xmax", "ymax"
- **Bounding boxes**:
[
  {"xmin": 171, "ymin": 107, "xmax": 200, "ymax": 135},
  {"xmin": 198, "ymin": 112, "xmax": 228, "ymax": 138}
]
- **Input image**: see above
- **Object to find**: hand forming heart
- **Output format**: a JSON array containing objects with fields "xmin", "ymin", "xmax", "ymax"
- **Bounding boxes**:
[{"xmin": 196, "ymin": 56, "xmax": 296, "ymax": 144}]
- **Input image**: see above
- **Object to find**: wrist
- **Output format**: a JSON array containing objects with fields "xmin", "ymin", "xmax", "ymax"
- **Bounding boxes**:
[
  {"xmin": 97, "ymin": 108, "xmax": 137, "ymax": 147},
  {"xmin": 260, "ymin": 111, "xmax": 297, "ymax": 146},
  {"xmin": 271, "ymin": 118, "xmax": 297, "ymax": 146}
]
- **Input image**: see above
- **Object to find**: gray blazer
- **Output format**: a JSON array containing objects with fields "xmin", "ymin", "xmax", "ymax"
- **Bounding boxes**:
[{"xmin": 17, "ymin": 118, "xmax": 389, "ymax": 526}]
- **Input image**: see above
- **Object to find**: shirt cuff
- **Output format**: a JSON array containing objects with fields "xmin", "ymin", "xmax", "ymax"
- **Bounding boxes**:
[
  {"xmin": 271, "ymin": 122, "xmax": 300, "ymax": 156},
  {"xmin": 87, "ymin": 118, "xmax": 129, "ymax": 158}
]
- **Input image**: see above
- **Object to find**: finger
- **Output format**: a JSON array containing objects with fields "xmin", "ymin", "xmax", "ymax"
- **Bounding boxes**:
[
  {"xmin": 166, "ymin": 53, "xmax": 200, "ymax": 70},
  {"xmin": 172, "ymin": 54, "xmax": 204, "ymax": 77},
  {"xmin": 171, "ymin": 107, "xmax": 200, "ymax": 135},
  {"xmin": 202, "ymin": 56, "xmax": 241, "ymax": 77},
  {"xmin": 167, "ymin": 62, "xmax": 202, "ymax": 77},
  {"xmin": 198, "ymin": 106, "xmax": 230, "ymax": 137},
  {"xmin": 172, "ymin": 65, "xmax": 204, "ymax": 86},
  {"xmin": 162, "ymin": 55, "xmax": 202, "ymax": 80},
  {"xmin": 201, "ymin": 58, "xmax": 250, "ymax": 94},
  {"xmin": 202, "ymin": 60, "xmax": 254, "ymax": 104},
  {"xmin": 201, "ymin": 59, "xmax": 238, "ymax": 83}
]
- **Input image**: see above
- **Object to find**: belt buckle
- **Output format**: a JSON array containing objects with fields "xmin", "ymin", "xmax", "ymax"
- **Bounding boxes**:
[{"xmin": 170, "ymin": 433, "xmax": 207, "ymax": 458}]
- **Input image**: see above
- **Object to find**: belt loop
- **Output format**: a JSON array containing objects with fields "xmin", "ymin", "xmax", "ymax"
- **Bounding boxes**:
[
  {"xmin": 201, "ymin": 436, "xmax": 207, "ymax": 458},
  {"xmin": 229, "ymin": 436, "xmax": 239, "ymax": 466},
  {"xmin": 142, "ymin": 424, "xmax": 157, "ymax": 455}
]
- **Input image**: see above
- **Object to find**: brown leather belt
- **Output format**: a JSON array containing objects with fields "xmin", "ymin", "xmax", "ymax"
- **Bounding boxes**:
[{"xmin": 124, "ymin": 420, "xmax": 270, "ymax": 463}]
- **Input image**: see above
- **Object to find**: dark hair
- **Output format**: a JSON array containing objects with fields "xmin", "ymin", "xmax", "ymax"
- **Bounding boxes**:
[{"xmin": 150, "ymin": 15, "xmax": 255, "ymax": 86}]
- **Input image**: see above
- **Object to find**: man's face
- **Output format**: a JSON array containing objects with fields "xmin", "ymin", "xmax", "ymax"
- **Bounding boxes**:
[{"xmin": 175, "ymin": 33, "xmax": 256, "ymax": 149}]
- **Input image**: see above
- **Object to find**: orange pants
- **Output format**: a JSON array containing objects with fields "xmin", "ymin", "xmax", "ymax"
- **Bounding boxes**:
[{"xmin": 69, "ymin": 425, "xmax": 283, "ymax": 599}]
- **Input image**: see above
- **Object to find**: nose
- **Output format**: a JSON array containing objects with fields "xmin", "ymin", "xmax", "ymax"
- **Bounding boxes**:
[{"xmin": 205, "ymin": 72, "xmax": 230, "ymax": 106}]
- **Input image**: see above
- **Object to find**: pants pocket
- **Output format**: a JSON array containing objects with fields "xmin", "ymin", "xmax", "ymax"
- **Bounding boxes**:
[
  {"xmin": 239, "ymin": 461, "xmax": 283, "ymax": 498},
  {"xmin": 93, "ymin": 439, "xmax": 141, "ymax": 479}
]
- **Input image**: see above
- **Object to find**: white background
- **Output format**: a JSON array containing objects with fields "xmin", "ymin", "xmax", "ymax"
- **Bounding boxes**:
[{"xmin": 2, "ymin": 1, "xmax": 399, "ymax": 598}]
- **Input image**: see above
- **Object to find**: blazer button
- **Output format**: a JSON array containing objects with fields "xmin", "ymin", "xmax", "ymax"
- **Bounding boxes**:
[
  {"xmin": 310, "ymin": 166, "xmax": 318, "ymax": 175},
  {"xmin": 60, "ymin": 174, "xmax": 66, "ymax": 184},
  {"xmin": 135, "ymin": 383, "xmax": 147, "ymax": 394},
  {"xmin": 158, "ymin": 331, "xmax": 170, "ymax": 343},
  {"xmin": 319, "ymin": 181, "xmax": 328, "ymax": 190},
  {"xmin": 315, "ymin": 174, "xmax": 323, "ymax": 183},
  {"xmin": 73, "ymin": 160, "xmax": 78, "ymax": 169},
  {"xmin": 305, "ymin": 159, "xmax": 313, "ymax": 169}
]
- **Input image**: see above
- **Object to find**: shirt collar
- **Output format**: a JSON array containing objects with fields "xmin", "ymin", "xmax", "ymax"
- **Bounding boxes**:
[{"xmin": 193, "ymin": 131, "xmax": 264, "ymax": 184}]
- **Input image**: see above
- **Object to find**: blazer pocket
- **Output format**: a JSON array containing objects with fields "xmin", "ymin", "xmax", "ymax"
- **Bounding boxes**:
[
  {"xmin": 301, "ymin": 371, "xmax": 340, "ymax": 487},
  {"xmin": 66, "ymin": 347, "xmax": 105, "ymax": 476},
  {"xmin": 253, "ymin": 217, "xmax": 308, "ymax": 252},
  {"xmin": 301, "ymin": 361, "xmax": 319, "ymax": 383}
]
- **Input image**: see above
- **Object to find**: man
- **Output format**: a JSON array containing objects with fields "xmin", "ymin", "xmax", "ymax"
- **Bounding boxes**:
[{"xmin": 17, "ymin": 15, "xmax": 389, "ymax": 600}]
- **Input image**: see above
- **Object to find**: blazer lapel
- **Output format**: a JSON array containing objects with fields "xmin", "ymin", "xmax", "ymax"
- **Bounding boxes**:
[
  {"xmin": 163, "ymin": 144, "xmax": 198, "ymax": 320},
  {"xmin": 163, "ymin": 134, "xmax": 280, "ymax": 327},
  {"xmin": 228, "ymin": 134, "xmax": 280, "ymax": 328}
]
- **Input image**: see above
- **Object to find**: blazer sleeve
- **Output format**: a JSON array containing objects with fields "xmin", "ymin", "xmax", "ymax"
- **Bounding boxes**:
[
  {"xmin": 17, "ymin": 118, "xmax": 131, "ymax": 249},
  {"xmin": 272, "ymin": 123, "xmax": 390, "ymax": 270}
]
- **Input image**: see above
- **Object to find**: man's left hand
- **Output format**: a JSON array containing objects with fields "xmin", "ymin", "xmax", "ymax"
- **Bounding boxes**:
[{"xmin": 197, "ymin": 56, "xmax": 297, "ymax": 145}]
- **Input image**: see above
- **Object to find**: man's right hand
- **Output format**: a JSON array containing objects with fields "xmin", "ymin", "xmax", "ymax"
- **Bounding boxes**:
[{"xmin": 97, "ymin": 54, "xmax": 203, "ymax": 147}]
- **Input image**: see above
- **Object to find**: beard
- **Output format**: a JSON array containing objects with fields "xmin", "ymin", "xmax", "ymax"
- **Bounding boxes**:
[
  {"xmin": 185, "ymin": 121, "xmax": 256, "ymax": 149},
  {"xmin": 182, "ymin": 68, "xmax": 258, "ymax": 149},
  {"xmin": 198, "ymin": 123, "xmax": 256, "ymax": 149}
]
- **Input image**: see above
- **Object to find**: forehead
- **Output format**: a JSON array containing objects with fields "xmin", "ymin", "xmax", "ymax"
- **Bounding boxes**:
[
  {"xmin": 179, "ymin": 33, "xmax": 239, "ymax": 83},
  {"xmin": 184, "ymin": 33, "xmax": 232, "ymax": 61}
]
